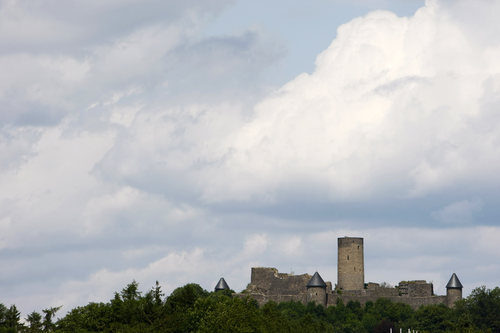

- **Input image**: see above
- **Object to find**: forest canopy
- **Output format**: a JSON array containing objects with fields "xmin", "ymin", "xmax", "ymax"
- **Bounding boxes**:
[{"xmin": 1, "ymin": 282, "xmax": 499, "ymax": 332}]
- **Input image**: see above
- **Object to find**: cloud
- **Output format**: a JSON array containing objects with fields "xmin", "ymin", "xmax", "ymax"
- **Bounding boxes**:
[
  {"xmin": 0, "ymin": 0, "xmax": 232, "ymax": 53},
  {"xmin": 431, "ymin": 199, "xmax": 483, "ymax": 224},
  {"xmin": 51, "ymin": 248, "xmax": 209, "ymax": 312},
  {"xmin": 242, "ymin": 234, "xmax": 268, "ymax": 256},
  {"xmin": 1, "ymin": 0, "xmax": 500, "ymax": 319},
  {"xmin": 205, "ymin": 2, "xmax": 500, "ymax": 203},
  {"xmin": 0, "ymin": 0, "xmax": 281, "ymax": 126},
  {"xmin": 85, "ymin": 0, "xmax": 500, "ymax": 210}
]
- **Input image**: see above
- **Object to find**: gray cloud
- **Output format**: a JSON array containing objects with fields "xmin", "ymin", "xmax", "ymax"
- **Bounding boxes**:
[
  {"xmin": 0, "ymin": 0, "xmax": 499, "ymax": 317},
  {"xmin": 0, "ymin": 0, "xmax": 232, "ymax": 54}
]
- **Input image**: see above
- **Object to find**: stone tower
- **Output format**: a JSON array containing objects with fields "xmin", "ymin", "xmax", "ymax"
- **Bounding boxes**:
[
  {"xmin": 446, "ymin": 273, "xmax": 463, "ymax": 307},
  {"xmin": 337, "ymin": 237, "xmax": 364, "ymax": 290},
  {"xmin": 306, "ymin": 272, "xmax": 327, "ymax": 306}
]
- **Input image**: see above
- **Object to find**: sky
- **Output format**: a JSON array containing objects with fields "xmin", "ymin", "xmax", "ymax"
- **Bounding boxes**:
[{"xmin": 1, "ymin": 0, "xmax": 500, "ymax": 317}]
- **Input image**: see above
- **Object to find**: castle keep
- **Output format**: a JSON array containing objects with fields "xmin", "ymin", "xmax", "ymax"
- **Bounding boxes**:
[{"xmin": 228, "ymin": 237, "xmax": 462, "ymax": 309}]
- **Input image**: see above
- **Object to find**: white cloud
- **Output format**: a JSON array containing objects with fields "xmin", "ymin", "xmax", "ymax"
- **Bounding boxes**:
[
  {"xmin": 52, "ymin": 248, "xmax": 209, "ymax": 312},
  {"xmin": 185, "ymin": 1, "xmax": 500, "ymax": 202},
  {"xmin": 1, "ymin": 0, "xmax": 500, "ymax": 319},
  {"xmin": 279, "ymin": 236, "xmax": 303, "ymax": 257},
  {"xmin": 242, "ymin": 234, "xmax": 269, "ymax": 256}
]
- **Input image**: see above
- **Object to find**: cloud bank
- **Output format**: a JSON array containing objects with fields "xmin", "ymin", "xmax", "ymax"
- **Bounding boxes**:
[{"xmin": 1, "ymin": 0, "xmax": 499, "ymax": 315}]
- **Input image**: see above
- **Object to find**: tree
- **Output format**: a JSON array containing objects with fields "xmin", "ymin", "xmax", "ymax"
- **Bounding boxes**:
[
  {"xmin": 373, "ymin": 319, "xmax": 395, "ymax": 333},
  {"xmin": 457, "ymin": 286, "xmax": 500, "ymax": 332},
  {"xmin": 164, "ymin": 283, "xmax": 208, "ymax": 313},
  {"xmin": 26, "ymin": 311, "xmax": 43, "ymax": 332},
  {"xmin": 42, "ymin": 306, "xmax": 61, "ymax": 332},
  {"xmin": 194, "ymin": 295, "xmax": 264, "ymax": 332},
  {"xmin": 56, "ymin": 303, "xmax": 112, "ymax": 332},
  {"xmin": 4, "ymin": 305, "xmax": 21, "ymax": 332},
  {"xmin": 162, "ymin": 283, "xmax": 209, "ymax": 332},
  {"xmin": 121, "ymin": 280, "xmax": 141, "ymax": 302},
  {"xmin": 152, "ymin": 280, "xmax": 164, "ymax": 306},
  {"xmin": 414, "ymin": 304, "xmax": 453, "ymax": 333},
  {"xmin": 0, "ymin": 304, "xmax": 7, "ymax": 328}
]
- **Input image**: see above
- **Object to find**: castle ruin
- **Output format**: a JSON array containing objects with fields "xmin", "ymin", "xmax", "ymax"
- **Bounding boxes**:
[{"xmin": 227, "ymin": 237, "xmax": 463, "ymax": 309}]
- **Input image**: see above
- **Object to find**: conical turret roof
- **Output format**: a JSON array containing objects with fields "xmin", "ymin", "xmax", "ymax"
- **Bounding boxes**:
[
  {"xmin": 214, "ymin": 277, "xmax": 230, "ymax": 291},
  {"xmin": 307, "ymin": 272, "xmax": 327, "ymax": 288},
  {"xmin": 446, "ymin": 273, "xmax": 463, "ymax": 289}
]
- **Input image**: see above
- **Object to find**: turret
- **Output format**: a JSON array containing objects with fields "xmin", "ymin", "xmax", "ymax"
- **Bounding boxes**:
[
  {"xmin": 306, "ymin": 272, "xmax": 327, "ymax": 306},
  {"xmin": 337, "ymin": 237, "xmax": 364, "ymax": 290},
  {"xmin": 214, "ymin": 277, "xmax": 230, "ymax": 292},
  {"xmin": 446, "ymin": 273, "xmax": 463, "ymax": 307}
]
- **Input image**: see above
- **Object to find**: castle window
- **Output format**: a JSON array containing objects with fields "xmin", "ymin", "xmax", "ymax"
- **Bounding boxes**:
[
  {"xmin": 354, "ymin": 267, "xmax": 356, "ymax": 271},
  {"xmin": 347, "ymin": 255, "xmax": 349, "ymax": 260},
  {"xmin": 358, "ymin": 245, "xmax": 359, "ymax": 249}
]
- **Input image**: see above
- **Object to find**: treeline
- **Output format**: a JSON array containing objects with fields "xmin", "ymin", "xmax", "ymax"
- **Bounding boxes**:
[{"xmin": 1, "ymin": 282, "xmax": 499, "ymax": 332}]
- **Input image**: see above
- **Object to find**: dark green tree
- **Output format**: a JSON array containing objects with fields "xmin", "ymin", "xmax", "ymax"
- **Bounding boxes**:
[
  {"xmin": 457, "ymin": 286, "xmax": 500, "ymax": 332},
  {"xmin": 56, "ymin": 302, "xmax": 112, "ymax": 332},
  {"xmin": 414, "ymin": 304, "xmax": 453, "ymax": 333},
  {"xmin": 194, "ymin": 295, "xmax": 263, "ymax": 332},
  {"xmin": 121, "ymin": 280, "xmax": 141, "ymax": 302},
  {"xmin": 0, "ymin": 304, "xmax": 7, "ymax": 329},
  {"xmin": 162, "ymin": 283, "xmax": 209, "ymax": 332},
  {"xmin": 26, "ymin": 311, "xmax": 43, "ymax": 332},
  {"xmin": 4, "ymin": 305, "xmax": 21, "ymax": 332},
  {"xmin": 42, "ymin": 306, "xmax": 61, "ymax": 332}
]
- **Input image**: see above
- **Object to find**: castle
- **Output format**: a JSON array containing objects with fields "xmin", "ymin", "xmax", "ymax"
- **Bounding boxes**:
[{"xmin": 217, "ymin": 237, "xmax": 463, "ymax": 309}]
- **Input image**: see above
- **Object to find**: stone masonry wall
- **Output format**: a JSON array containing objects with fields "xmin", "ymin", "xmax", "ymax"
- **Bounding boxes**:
[
  {"xmin": 327, "ymin": 293, "xmax": 447, "ymax": 309},
  {"xmin": 242, "ymin": 267, "xmax": 312, "ymax": 305},
  {"xmin": 338, "ymin": 237, "xmax": 364, "ymax": 290},
  {"xmin": 398, "ymin": 281, "xmax": 433, "ymax": 297},
  {"xmin": 238, "ymin": 267, "xmax": 448, "ymax": 310}
]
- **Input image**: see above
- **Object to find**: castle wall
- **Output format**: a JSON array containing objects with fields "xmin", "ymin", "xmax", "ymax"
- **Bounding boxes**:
[
  {"xmin": 338, "ymin": 237, "xmax": 364, "ymax": 290},
  {"xmin": 327, "ymin": 294, "xmax": 447, "ymax": 309},
  {"xmin": 239, "ymin": 267, "xmax": 449, "ymax": 310},
  {"xmin": 341, "ymin": 287, "xmax": 400, "ymax": 298},
  {"xmin": 243, "ymin": 267, "xmax": 310, "ymax": 305},
  {"xmin": 398, "ymin": 281, "xmax": 433, "ymax": 297},
  {"xmin": 237, "ymin": 235, "xmax": 458, "ymax": 310},
  {"xmin": 249, "ymin": 267, "xmax": 310, "ymax": 295}
]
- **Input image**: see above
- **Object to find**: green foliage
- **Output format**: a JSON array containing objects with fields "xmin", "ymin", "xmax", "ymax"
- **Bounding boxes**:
[
  {"xmin": 194, "ymin": 295, "xmax": 262, "ymax": 332},
  {"xmin": 0, "ymin": 304, "xmax": 24, "ymax": 333},
  {"xmin": 26, "ymin": 311, "xmax": 43, "ymax": 332},
  {"xmin": 414, "ymin": 304, "xmax": 453, "ymax": 332},
  {"xmin": 5, "ymin": 305, "xmax": 20, "ymax": 330},
  {"xmin": 41, "ymin": 306, "xmax": 61, "ymax": 332},
  {"xmin": 455, "ymin": 286, "xmax": 500, "ymax": 333},
  {"xmin": 165, "ymin": 283, "xmax": 208, "ymax": 314},
  {"xmin": 2, "ymin": 282, "xmax": 500, "ymax": 332},
  {"xmin": 0, "ymin": 304, "xmax": 6, "ymax": 327},
  {"xmin": 57, "ymin": 303, "xmax": 112, "ymax": 332}
]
